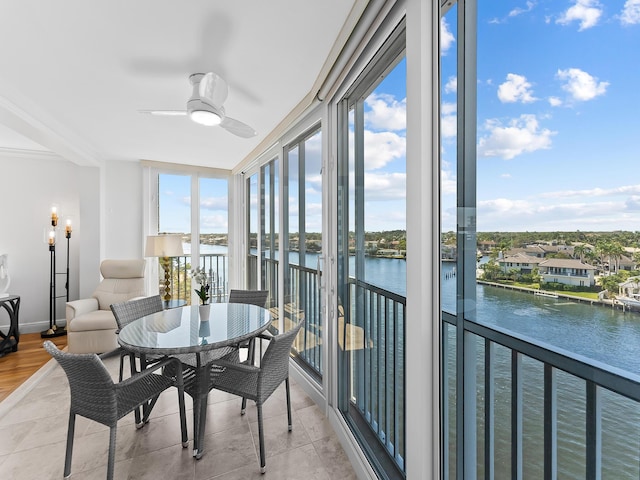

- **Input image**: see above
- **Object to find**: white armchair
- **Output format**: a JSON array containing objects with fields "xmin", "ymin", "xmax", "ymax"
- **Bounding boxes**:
[{"xmin": 66, "ymin": 259, "xmax": 146, "ymax": 354}]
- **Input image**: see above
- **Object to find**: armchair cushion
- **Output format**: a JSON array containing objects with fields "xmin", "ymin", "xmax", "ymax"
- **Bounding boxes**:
[
  {"xmin": 68, "ymin": 309, "xmax": 119, "ymax": 332},
  {"xmin": 93, "ymin": 259, "xmax": 146, "ymax": 310}
]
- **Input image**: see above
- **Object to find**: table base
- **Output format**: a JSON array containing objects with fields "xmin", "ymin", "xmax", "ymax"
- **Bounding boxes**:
[{"xmin": 41, "ymin": 326, "xmax": 67, "ymax": 338}]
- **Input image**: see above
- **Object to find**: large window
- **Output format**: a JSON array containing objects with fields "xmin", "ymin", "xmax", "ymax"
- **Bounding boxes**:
[
  {"xmin": 443, "ymin": 1, "xmax": 640, "ymax": 478},
  {"xmin": 156, "ymin": 172, "xmax": 229, "ymax": 304}
]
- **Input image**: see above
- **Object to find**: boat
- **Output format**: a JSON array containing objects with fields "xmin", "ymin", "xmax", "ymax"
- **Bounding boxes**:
[
  {"xmin": 534, "ymin": 291, "xmax": 559, "ymax": 299},
  {"xmin": 617, "ymin": 295, "xmax": 640, "ymax": 311}
]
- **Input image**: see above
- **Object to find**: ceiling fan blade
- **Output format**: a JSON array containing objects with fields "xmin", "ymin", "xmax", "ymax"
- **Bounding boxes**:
[
  {"xmin": 220, "ymin": 117, "xmax": 257, "ymax": 138},
  {"xmin": 139, "ymin": 109, "xmax": 187, "ymax": 116},
  {"xmin": 199, "ymin": 72, "xmax": 228, "ymax": 107}
]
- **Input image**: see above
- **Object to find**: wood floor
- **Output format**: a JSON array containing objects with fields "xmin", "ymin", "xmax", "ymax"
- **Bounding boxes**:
[{"xmin": 0, "ymin": 332, "xmax": 67, "ymax": 403}]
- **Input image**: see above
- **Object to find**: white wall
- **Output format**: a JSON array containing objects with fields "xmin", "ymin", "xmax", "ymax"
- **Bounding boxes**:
[
  {"xmin": 104, "ymin": 160, "xmax": 145, "ymax": 260},
  {"xmin": 0, "ymin": 152, "xmax": 100, "ymax": 333}
]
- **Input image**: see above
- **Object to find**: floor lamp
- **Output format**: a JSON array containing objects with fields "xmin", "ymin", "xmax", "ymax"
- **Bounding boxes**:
[
  {"xmin": 42, "ymin": 207, "xmax": 70, "ymax": 338},
  {"xmin": 145, "ymin": 234, "xmax": 184, "ymax": 304}
]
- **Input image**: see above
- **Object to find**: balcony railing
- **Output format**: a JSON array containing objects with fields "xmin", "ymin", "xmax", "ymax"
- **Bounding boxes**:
[
  {"xmin": 346, "ymin": 278, "xmax": 406, "ymax": 474},
  {"xmin": 288, "ymin": 262, "xmax": 322, "ymax": 378},
  {"xmin": 443, "ymin": 313, "xmax": 640, "ymax": 478},
  {"xmin": 248, "ymin": 253, "xmax": 406, "ymax": 473},
  {"xmin": 161, "ymin": 253, "xmax": 228, "ymax": 304}
]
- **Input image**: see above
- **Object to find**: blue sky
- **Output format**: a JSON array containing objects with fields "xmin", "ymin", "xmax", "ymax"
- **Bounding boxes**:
[
  {"xmin": 441, "ymin": 0, "xmax": 640, "ymax": 232},
  {"xmin": 160, "ymin": 0, "xmax": 640, "ymax": 235}
]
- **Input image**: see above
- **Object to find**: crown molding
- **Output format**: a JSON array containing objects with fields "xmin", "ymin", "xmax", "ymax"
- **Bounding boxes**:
[
  {"xmin": 0, "ymin": 92, "xmax": 102, "ymax": 167},
  {"xmin": 0, "ymin": 146, "xmax": 64, "ymax": 161}
]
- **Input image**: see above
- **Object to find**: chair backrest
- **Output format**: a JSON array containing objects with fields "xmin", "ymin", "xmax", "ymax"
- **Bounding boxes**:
[
  {"xmin": 258, "ymin": 321, "xmax": 303, "ymax": 400},
  {"xmin": 110, "ymin": 294, "xmax": 163, "ymax": 330},
  {"xmin": 43, "ymin": 340, "xmax": 117, "ymax": 424},
  {"xmin": 228, "ymin": 289, "xmax": 269, "ymax": 307},
  {"xmin": 93, "ymin": 259, "xmax": 146, "ymax": 310}
]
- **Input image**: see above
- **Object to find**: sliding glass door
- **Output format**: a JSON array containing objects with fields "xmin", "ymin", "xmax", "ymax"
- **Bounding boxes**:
[
  {"xmin": 283, "ymin": 127, "xmax": 324, "ymax": 379},
  {"xmin": 336, "ymin": 25, "xmax": 407, "ymax": 479}
]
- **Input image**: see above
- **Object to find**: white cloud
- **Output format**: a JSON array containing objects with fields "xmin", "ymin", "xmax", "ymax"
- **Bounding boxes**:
[
  {"xmin": 365, "ymin": 130, "xmax": 405, "ymax": 170},
  {"xmin": 200, "ymin": 213, "xmax": 228, "ymax": 232},
  {"xmin": 489, "ymin": 1, "xmax": 535, "ymax": 23},
  {"xmin": 474, "ymin": 184, "xmax": 640, "ymax": 231},
  {"xmin": 444, "ymin": 76, "xmax": 457, "ymax": 94},
  {"xmin": 556, "ymin": 0, "xmax": 603, "ymax": 31},
  {"xmin": 625, "ymin": 195, "xmax": 640, "ymax": 210},
  {"xmin": 441, "ymin": 167, "xmax": 456, "ymax": 195},
  {"xmin": 349, "ymin": 130, "xmax": 405, "ymax": 171},
  {"xmin": 540, "ymin": 184, "xmax": 640, "ymax": 198},
  {"xmin": 476, "ymin": 197, "xmax": 634, "ymax": 231},
  {"xmin": 363, "ymin": 172, "xmax": 407, "ymax": 200},
  {"xmin": 557, "ymin": 68, "xmax": 608, "ymax": 101},
  {"xmin": 621, "ymin": 0, "xmax": 640, "ymax": 25},
  {"xmin": 441, "ymin": 17, "xmax": 455, "ymax": 55},
  {"xmin": 548, "ymin": 96, "xmax": 563, "ymax": 107},
  {"xmin": 501, "ymin": 173, "xmax": 512, "ymax": 178},
  {"xmin": 441, "ymin": 102, "xmax": 457, "ymax": 139},
  {"xmin": 477, "ymin": 114, "xmax": 556, "ymax": 160},
  {"xmin": 200, "ymin": 196, "xmax": 227, "ymax": 210},
  {"xmin": 509, "ymin": 1, "xmax": 536, "ymax": 17},
  {"xmin": 497, "ymin": 73, "xmax": 537, "ymax": 103},
  {"xmin": 364, "ymin": 93, "xmax": 406, "ymax": 131}
]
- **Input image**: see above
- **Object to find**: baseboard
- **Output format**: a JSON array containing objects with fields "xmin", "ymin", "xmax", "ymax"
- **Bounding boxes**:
[{"xmin": 0, "ymin": 319, "xmax": 66, "ymax": 334}]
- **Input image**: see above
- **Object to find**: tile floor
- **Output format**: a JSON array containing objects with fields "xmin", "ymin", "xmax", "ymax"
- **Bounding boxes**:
[{"xmin": 0, "ymin": 353, "xmax": 357, "ymax": 479}]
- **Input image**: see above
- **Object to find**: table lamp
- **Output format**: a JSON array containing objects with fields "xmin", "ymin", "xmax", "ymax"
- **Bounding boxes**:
[{"xmin": 145, "ymin": 234, "xmax": 184, "ymax": 301}]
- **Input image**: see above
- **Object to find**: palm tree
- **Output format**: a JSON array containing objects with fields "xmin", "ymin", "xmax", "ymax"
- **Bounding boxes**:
[{"xmin": 609, "ymin": 242, "xmax": 625, "ymax": 274}]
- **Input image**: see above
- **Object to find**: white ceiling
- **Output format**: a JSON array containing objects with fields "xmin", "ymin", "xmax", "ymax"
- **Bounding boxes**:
[{"xmin": 0, "ymin": 1, "xmax": 363, "ymax": 169}]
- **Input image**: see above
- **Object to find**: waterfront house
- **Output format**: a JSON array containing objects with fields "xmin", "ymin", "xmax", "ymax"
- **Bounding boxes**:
[
  {"xmin": 538, "ymin": 258, "xmax": 597, "ymax": 287},
  {"xmin": 497, "ymin": 252, "xmax": 542, "ymax": 275},
  {"xmin": 618, "ymin": 254, "xmax": 637, "ymax": 272},
  {"xmin": 507, "ymin": 245, "xmax": 548, "ymax": 258},
  {"xmin": 477, "ymin": 240, "xmax": 496, "ymax": 254}
]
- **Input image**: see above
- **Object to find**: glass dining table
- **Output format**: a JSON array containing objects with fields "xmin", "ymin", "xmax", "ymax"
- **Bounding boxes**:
[{"xmin": 117, "ymin": 302, "xmax": 273, "ymax": 459}]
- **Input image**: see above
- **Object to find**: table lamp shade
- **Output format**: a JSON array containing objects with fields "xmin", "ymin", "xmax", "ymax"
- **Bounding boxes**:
[{"xmin": 145, "ymin": 235, "xmax": 184, "ymax": 258}]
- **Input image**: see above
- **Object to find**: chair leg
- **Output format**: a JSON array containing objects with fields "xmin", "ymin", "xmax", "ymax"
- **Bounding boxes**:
[
  {"xmin": 118, "ymin": 355, "xmax": 124, "ymax": 382},
  {"xmin": 129, "ymin": 354, "xmax": 143, "ymax": 426},
  {"xmin": 285, "ymin": 377, "xmax": 292, "ymax": 431},
  {"xmin": 177, "ymin": 385, "xmax": 188, "ymax": 448},
  {"xmin": 257, "ymin": 403, "xmax": 266, "ymax": 474},
  {"xmin": 63, "ymin": 413, "xmax": 76, "ymax": 479},
  {"xmin": 195, "ymin": 393, "xmax": 208, "ymax": 459},
  {"xmin": 241, "ymin": 396, "xmax": 248, "ymax": 415},
  {"xmin": 107, "ymin": 426, "xmax": 117, "ymax": 480}
]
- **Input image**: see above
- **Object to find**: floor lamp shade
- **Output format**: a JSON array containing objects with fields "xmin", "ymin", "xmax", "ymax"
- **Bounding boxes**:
[{"xmin": 145, "ymin": 235, "xmax": 184, "ymax": 301}]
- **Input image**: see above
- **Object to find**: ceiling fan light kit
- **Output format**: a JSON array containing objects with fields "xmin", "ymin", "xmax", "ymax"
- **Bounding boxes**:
[
  {"xmin": 142, "ymin": 72, "xmax": 256, "ymax": 137},
  {"xmin": 190, "ymin": 110, "xmax": 221, "ymax": 126}
]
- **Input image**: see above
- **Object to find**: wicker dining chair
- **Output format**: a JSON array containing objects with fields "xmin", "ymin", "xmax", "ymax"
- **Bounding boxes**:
[
  {"xmin": 110, "ymin": 294, "xmax": 165, "ymax": 381},
  {"xmin": 208, "ymin": 320, "xmax": 303, "ymax": 473},
  {"xmin": 228, "ymin": 289, "xmax": 271, "ymax": 410},
  {"xmin": 43, "ymin": 340, "xmax": 188, "ymax": 480},
  {"xmin": 228, "ymin": 289, "xmax": 269, "ymax": 308},
  {"xmin": 228, "ymin": 289, "xmax": 270, "ymax": 357}
]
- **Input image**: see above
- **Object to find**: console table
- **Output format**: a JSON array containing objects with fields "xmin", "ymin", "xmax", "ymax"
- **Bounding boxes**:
[{"xmin": 0, "ymin": 295, "xmax": 20, "ymax": 357}]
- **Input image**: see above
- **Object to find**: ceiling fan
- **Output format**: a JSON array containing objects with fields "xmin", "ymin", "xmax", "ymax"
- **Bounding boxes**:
[{"xmin": 140, "ymin": 72, "xmax": 257, "ymax": 138}]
